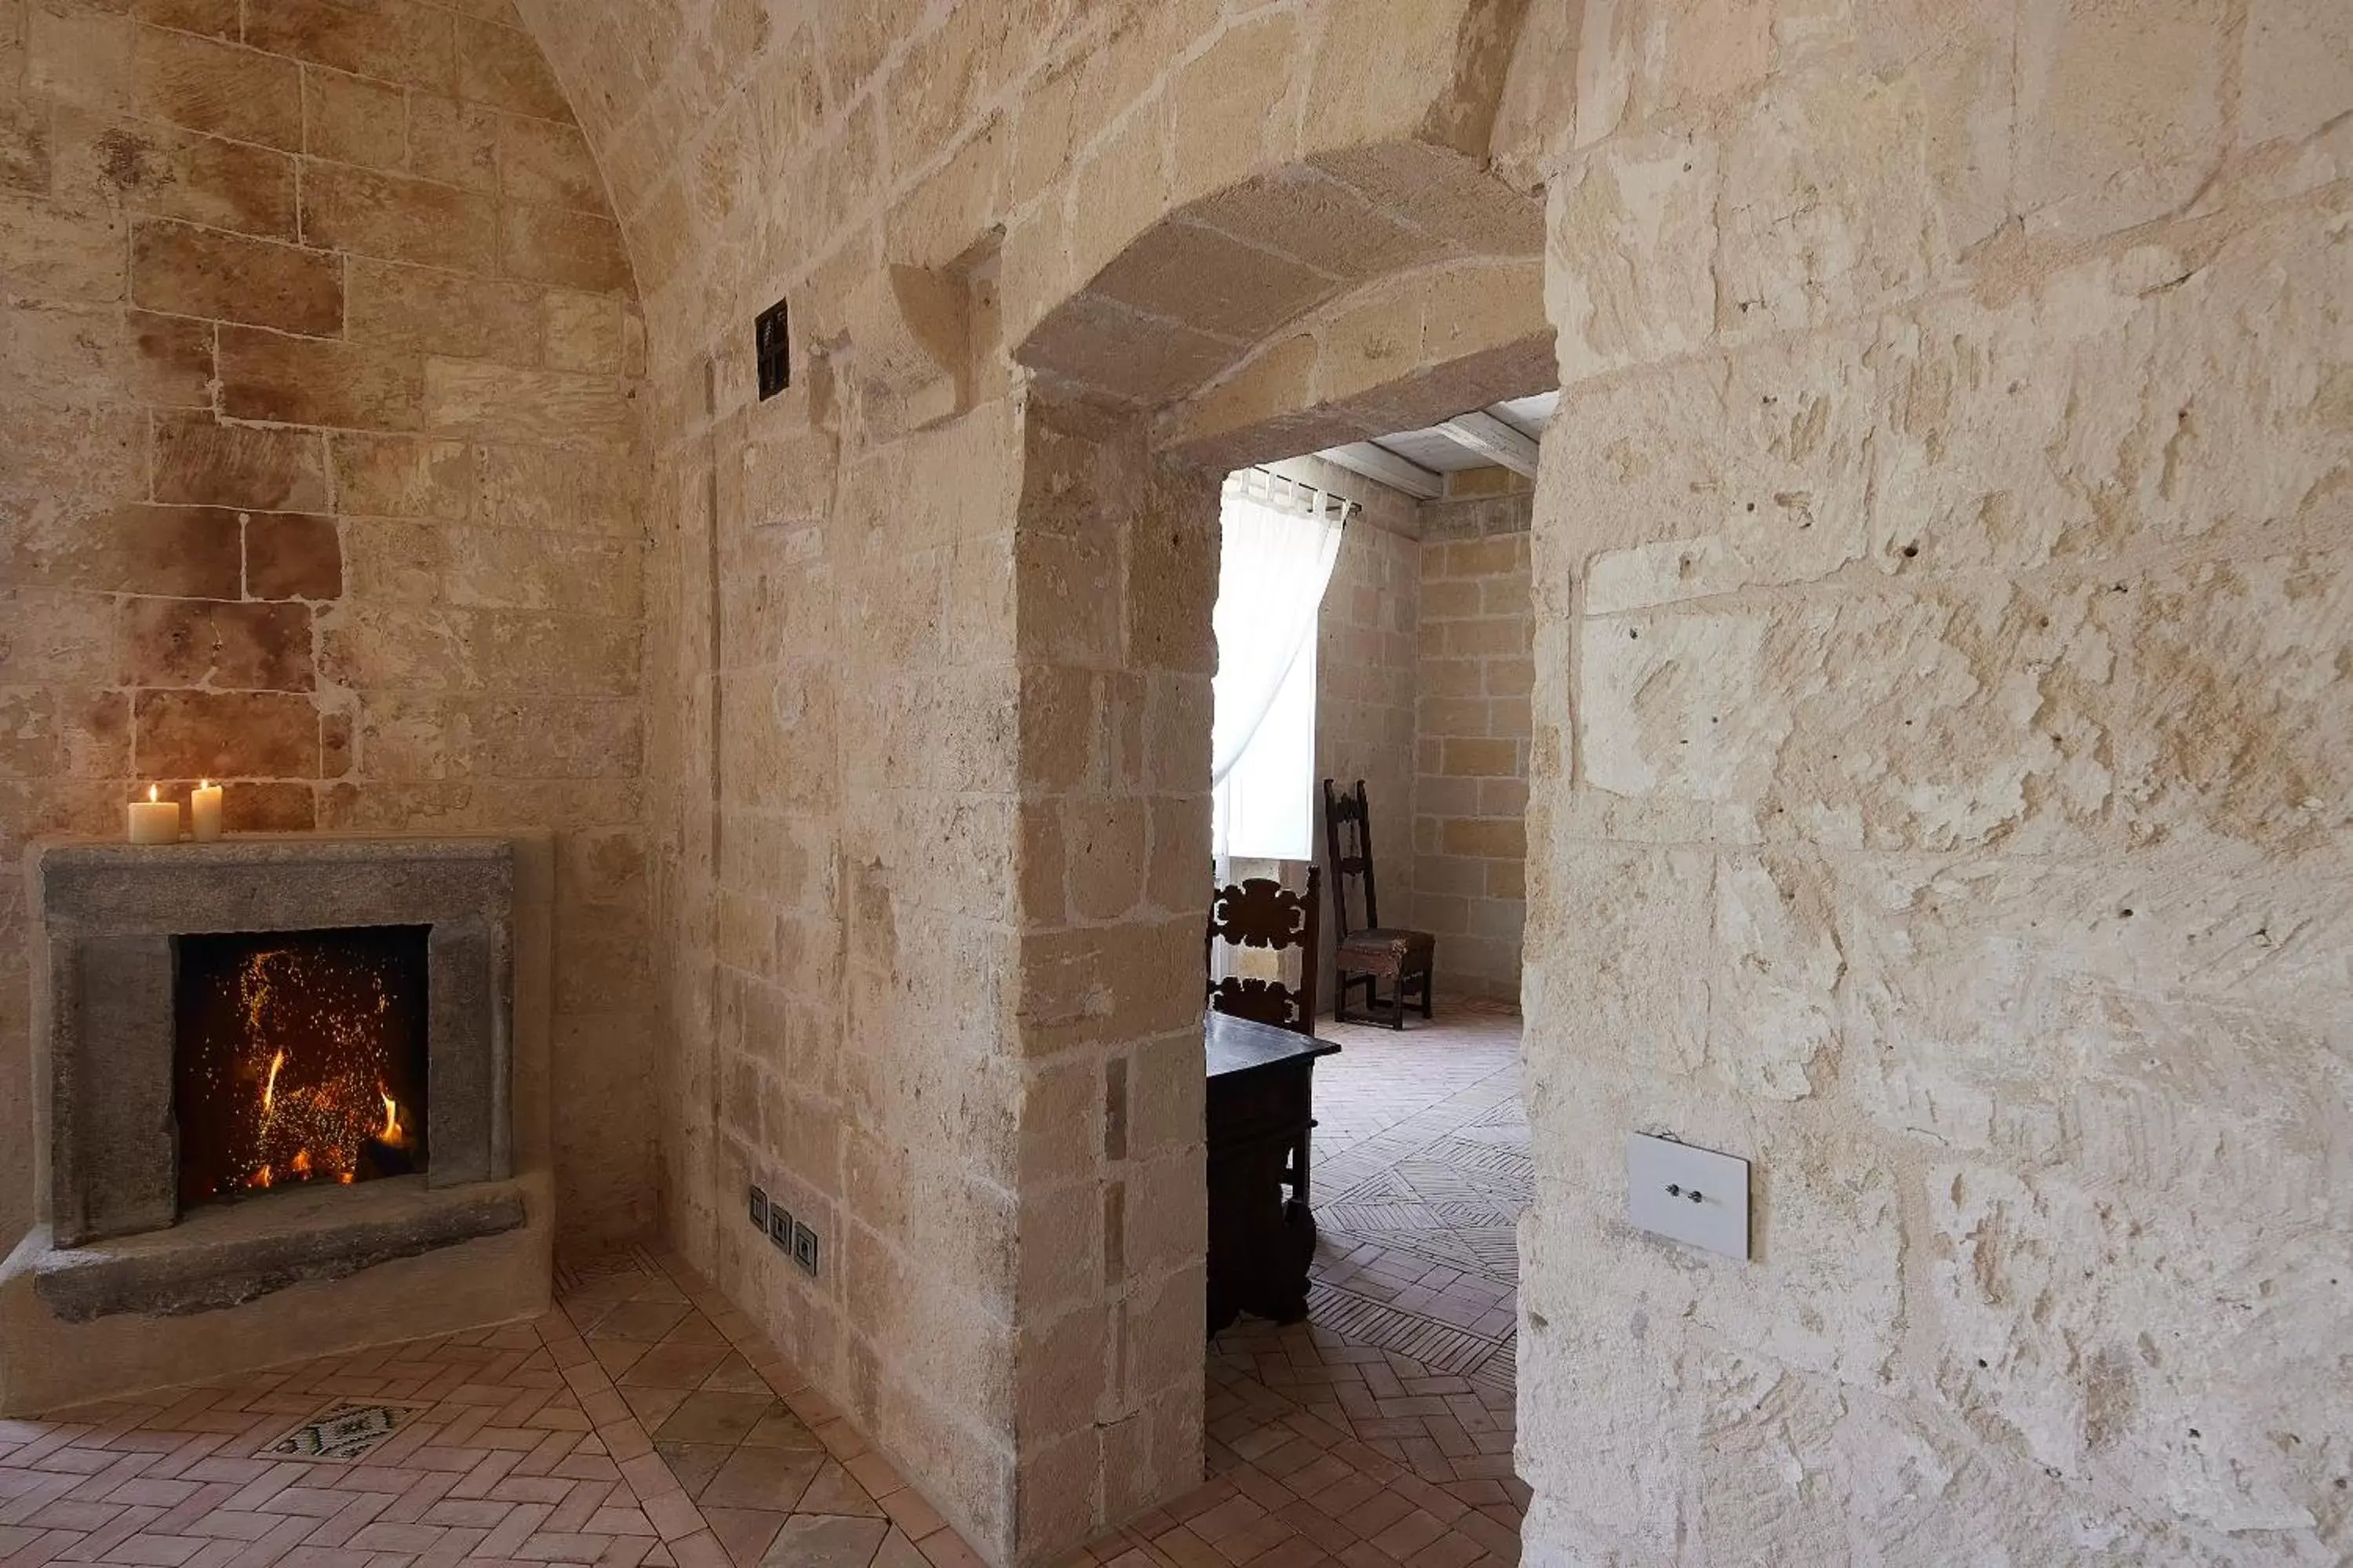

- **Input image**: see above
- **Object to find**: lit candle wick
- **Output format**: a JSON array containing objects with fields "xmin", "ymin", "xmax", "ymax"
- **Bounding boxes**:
[{"xmin": 148, "ymin": 784, "xmax": 158, "ymax": 802}]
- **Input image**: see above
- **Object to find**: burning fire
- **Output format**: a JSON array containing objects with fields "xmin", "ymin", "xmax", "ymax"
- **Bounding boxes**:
[{"xmin": 231, "ymin": 950, "xmax": 415, "ymax": 1194}]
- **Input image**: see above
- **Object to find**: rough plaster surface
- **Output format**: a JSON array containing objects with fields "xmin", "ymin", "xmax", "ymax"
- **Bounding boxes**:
[
  {"xmin": 5, "ymin": 0, "xmax": 2340, "ymax": 1562},
  {"xmin": 27, "ymin": 1176, "xmax": 529, "ymax": 1323}
]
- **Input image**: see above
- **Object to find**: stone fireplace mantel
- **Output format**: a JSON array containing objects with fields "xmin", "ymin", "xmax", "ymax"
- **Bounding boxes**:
[
  {"xmin": 5, "ymin": 832, "xmax": 556, "ymax": 1417},
  {"xmin": 33, "ymin": 836, "xmax": 516, "ymax": 1246}
]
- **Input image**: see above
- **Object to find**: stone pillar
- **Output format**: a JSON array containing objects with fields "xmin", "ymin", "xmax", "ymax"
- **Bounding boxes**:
[{"xmin": 1007, "ymin": 405, "xmax": 1218, "ymax": 1561}]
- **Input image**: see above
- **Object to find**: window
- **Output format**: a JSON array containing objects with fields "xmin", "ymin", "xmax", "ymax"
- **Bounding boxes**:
[{"xmin": 1210, "ymin": 471, "xmax": 1350, "ymax": 860}]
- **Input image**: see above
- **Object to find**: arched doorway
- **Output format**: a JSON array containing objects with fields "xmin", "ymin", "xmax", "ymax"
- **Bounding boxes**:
[{"xmin": 1003, "ymin": 139, "xmax": 1551, "ymax": 1562}]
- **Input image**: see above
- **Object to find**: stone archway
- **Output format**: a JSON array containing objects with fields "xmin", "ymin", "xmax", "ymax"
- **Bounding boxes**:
[
  {"xmin": 507, "ymin": 4, "xmax": 1564, "ymax": 1565},
  {"xmin": 505, "ymin": 2, "xmax": 2353, "ymax": 1565},
  {"xmin": 1001, "ymin": 144, "xmax": 1552, "ymax": 1560}
]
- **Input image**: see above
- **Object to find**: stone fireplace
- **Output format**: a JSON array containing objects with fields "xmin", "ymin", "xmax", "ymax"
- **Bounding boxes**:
[{"xmin": 2, "ymin": 835, "xmax": 555, "ymax": 1417}]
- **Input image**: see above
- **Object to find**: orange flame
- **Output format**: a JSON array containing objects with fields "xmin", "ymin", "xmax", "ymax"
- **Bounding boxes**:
[
  {"xmin": 253, "ymin": 1164, "xmax": 273, "ymax": 1188},
  {"xmin": 290, "ymin": 1149, "xmax": 311, "ymax": 1177},
  {"xmin": 378, "ymin": 1087, "xmax": 409, "ymax": 1150}
]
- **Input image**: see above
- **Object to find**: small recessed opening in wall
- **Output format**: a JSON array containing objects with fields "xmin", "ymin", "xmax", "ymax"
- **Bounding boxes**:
[{"xmin": 756, "ymin": 298, "xmax": 790, "ymax": 399}]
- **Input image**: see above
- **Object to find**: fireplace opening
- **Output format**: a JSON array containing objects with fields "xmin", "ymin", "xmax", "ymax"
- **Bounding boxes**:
[{"xmin": 173, "ymin": 926, "xmax": 431, "ymax": 1210}]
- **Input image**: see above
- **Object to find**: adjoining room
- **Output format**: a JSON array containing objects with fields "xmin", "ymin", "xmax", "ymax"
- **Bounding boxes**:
[{"xmin": 1194, "ymin": 403, "xmax": 1539, "ymax": 1557}]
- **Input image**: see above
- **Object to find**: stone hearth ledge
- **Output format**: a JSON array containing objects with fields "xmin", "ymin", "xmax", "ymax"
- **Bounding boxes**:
[
  {"xmin": 0, "ymin": 1171, "xmax": 552, "ymax": 1417},
  {"xmin": 24, "ymin": 1175, "xmax": 530, "ymax": 1323}
]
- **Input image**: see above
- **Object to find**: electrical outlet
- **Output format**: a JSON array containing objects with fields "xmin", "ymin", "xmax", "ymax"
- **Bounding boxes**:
[
  {"xmin": 791, "ymin": 1220, "xmax": 818, "ymax": 1276},
  {"xmin": 767, "ymin": 1202, "xmax": 793, "ymax": 1253},
  {"xmin": 755, "ymin": 298, "xmax": 789, "ymax": 399},
  {"xmin": 748, "ymin": 1184, "xmax": 768, "ymax": 1231}
]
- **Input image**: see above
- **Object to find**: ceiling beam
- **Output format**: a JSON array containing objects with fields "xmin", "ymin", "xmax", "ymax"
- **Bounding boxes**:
[
  {"xmin": 1436, "ymin": 409, "xmax": 1542, "ymax": 478},
  {"xmin": 1316, "ymin": 441, "xmax": 1444, "ymax": 500}
]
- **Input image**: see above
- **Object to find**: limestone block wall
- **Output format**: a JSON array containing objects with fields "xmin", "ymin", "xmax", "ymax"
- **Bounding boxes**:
[
  {"xmin": 1295, "ymin": 453, "xmax": 1420, "ymax": 943},
  {"xmin": 0, "ymin": 0, "xmax": 652, "ymax": 1250},
  {"xmin": 653, "ymin": 339, "xmax": 1037, "ymax": 1553},
  {"xmin": 520, "ymin": 2, "xmax": 1546, "ymax": 1559},
  {"xmin": 1517, "ymin": 0, "xmax": 2353, "ymax": 1562},
  {"xmin": 1314, "ymin": 521, "xmax": 1419, "ymax": 922},
  {"xmin": 510, "ymin": 0, "xmax": 2351, "ymax": 1563},
  {"xmin": 1011, "ymin": 409, "xmax": 1215, "ymax": 1552},
  {"xmin": 1413, "ymin": 491, "xmax": 1532, "ymax": 1002}
]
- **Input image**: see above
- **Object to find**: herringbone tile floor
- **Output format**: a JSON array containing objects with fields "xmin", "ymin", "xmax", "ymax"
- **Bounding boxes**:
[
  {"xmin": 2, "ymin": 1008, "xmax": 1524, "ymax": 1568},
  {"xmin": 1058, "ymin": 1004, "xmax": 1528, "ymax": 1568},
  {"xmin": 0, "ymin": 1248, "xmax": 978, "ymax": 1568}
]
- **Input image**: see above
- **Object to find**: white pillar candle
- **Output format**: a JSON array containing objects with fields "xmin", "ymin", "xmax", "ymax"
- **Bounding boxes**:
[
  {"xmin": 127, "ymin": 785, "xmax": 180, "ymax": 845},
  {"xmin": 190, "ymin": 780, "xmax": 224, "ymax": 842}
]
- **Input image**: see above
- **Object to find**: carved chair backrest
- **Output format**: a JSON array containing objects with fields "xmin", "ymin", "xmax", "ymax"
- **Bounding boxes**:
[
  {"xmin": 1204, "ymin": 866, "xmax": 1322, "ymax": 1035},
  {"xmin": 1320, "ymin": 778, "xmax": 1380, "ymax": 937}
]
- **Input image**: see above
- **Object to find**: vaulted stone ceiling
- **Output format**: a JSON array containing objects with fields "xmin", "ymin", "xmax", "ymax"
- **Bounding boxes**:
[{"xmin": 511, "ymin": 0, "xmax": 1552, "ymax": 413}]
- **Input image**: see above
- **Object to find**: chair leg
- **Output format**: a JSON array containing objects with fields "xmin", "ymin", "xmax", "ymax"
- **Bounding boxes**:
[
  {"xmin": 1420, "ymin": 963, "xmax": 1434, "ymax": 1019},
  {"xmin": 1390, "ymin": 974, "xmax": 1406, "ymax": 1030}
]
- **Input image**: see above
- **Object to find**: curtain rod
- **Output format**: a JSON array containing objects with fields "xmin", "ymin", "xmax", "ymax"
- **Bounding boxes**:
[{"xmin": 1224, "ymin": 465, "xmax": 1359, "ymax": 524}]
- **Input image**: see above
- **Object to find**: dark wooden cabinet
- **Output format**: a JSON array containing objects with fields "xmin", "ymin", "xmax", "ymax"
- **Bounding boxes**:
[{"xmin": 1204, "ymin": 1010, "xmax": 1339, "ymax": 1337}]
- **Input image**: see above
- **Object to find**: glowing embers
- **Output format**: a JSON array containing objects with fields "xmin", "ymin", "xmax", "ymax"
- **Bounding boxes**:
[{"xmin": 173, "ymin": 926, "xmax": 429, "ymax": 1209}]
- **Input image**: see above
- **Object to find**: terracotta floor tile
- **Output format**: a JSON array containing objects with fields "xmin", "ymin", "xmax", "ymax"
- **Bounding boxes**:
[
  {"xmin": 654, "ymin": 1393, "xmax": 783, "ymax": 1448},
  {"xmin": 651, "ymin": 1442, "xmax": 734, "ymax": 1500},
  {"xmin": 698, "ymin": 1503, "xmax": 786, "ymax": 1566},
  {"xmin": 619, "ymin": 1346, "xmax": 730, "ymax": 1392},
  {"xmin": 797, "ymin": 1459, "xmax": 886, "ymax": 1519},
  {"xmin": 621, "ymin": 1388, "xmax": 694, "ymax": 1433},
  {"xmin": 762, "ymin": 1512, "xmax": 889, "ymax": 1567},
  {"xmin": 694, "ymin": 1446, "xmax": 823, "ymax": 1513}
]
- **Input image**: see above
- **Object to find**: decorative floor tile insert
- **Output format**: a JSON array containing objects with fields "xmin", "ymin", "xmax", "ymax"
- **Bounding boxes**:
[{"xmin": 256, "ymin": 1396, "xmax": 433, "ymax": 1461}]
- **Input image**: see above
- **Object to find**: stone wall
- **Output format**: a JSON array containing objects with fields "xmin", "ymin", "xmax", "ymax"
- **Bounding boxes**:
[
  {"xmin": 1315, "ymin": 518, "xmax": 1420, "ymax": 933},
  {"xmin": 519, "ymin": 2, "xmax": 1548, "ymax": 1559},
  {"xmin": 0, "ymin": 0, "xmax": 653, "ymax": 1250},
  {"xmin": 490, "ymin": 1, "xmax": 2351, "ymax": 1564},
  {"xmin": 1296, "ymin": 453, "xmax": 1421, "ymax": 948},
  {"xmin": 1517, "ymin": 0, "xmax": 2353, "ymax": 1562},
  {"xmin": 1011, "ymin": 409, "xmax": 1215, "ymax": 1552},
  {"xmin": 1414, "ymin": 490, "xmax": 1532, "ymax": 1001}
]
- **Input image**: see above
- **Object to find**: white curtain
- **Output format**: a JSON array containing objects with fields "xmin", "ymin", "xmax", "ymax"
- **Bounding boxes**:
[{"xmin": 1211, "ymin": 471, "xmax": 1350, "ymax": 860}]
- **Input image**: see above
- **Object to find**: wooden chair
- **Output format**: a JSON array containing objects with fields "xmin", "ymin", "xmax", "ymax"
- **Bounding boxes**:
[
  {"xmin": 1204, "ymin": 867, "xmax": 1321, "ymax": 1035},
  {"xmin": 1321, "ymin": 779, "xmax": 1435, "ymax": 1028}
]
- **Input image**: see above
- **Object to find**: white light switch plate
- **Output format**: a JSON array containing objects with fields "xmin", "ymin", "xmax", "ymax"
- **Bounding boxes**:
[{"xmin": 1626, "ymin": 1133, "xmax": 1750, "ymax": 1261}]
